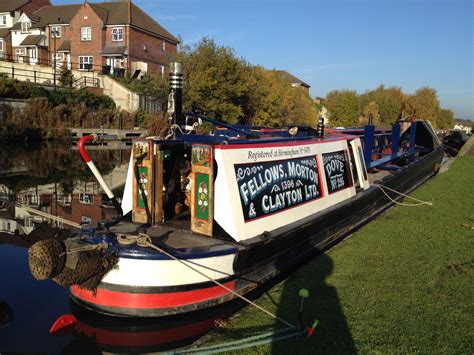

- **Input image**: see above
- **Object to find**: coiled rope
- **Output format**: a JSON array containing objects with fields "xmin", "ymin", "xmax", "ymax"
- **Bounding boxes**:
[
  {"xmin": 374, "ymin": 183, "xmax": 432, "ymax": 207},
  {"xmin": 116, "ymin": 233, "xmax": 296, "ymax": 329}
]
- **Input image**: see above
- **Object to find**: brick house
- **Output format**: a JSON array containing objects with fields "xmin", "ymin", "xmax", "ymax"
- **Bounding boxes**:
[
  {"xmin": 275, "ymin": 70, "xmax": 311, "ymax": 93},
  {"xmin": 0, "ymin": 0, "xmax": 50, "ymax": 60},
  {"xmin": 8, "ymin": 1, "xmax": 178, "ymax": 75}
]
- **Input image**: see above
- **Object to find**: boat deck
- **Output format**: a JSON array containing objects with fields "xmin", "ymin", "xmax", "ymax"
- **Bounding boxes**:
[{"xmin": 110, "ymin": 220, "xmax": 238, "ymax": 251}]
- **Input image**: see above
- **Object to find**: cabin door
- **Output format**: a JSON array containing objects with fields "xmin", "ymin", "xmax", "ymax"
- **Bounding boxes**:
[{"xmin": 349, "ymin": 138, "xmax": 370, "ymax": 190}]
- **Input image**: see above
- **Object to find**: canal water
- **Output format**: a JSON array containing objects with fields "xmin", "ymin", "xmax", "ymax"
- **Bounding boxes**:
[{"xmin": 0, "ymin": 142, "xmax": 229, "ymax": 352}]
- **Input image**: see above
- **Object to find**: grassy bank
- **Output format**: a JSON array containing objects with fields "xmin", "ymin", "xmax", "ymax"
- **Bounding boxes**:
[{"xmin": 198, "ymin": 150, "xmax": 474, "ymax": 353}]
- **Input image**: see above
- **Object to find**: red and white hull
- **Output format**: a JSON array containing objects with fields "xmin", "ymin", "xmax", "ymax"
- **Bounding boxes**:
[{"xmin": 71, "ymin": 251, "xmax": 240, "ymax": 317}]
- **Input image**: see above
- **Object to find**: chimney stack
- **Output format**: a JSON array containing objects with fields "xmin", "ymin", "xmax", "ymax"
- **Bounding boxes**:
[{"xmin": 169, "ymin": 61, "xmax": 183, "ymax": 128}]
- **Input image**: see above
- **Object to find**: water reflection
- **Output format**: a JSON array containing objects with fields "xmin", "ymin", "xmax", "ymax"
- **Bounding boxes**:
[
  {"xmin": 0, "ymin": 142, "xmax": 129, "ymax": 232},
  {"xmin": 0, "ymin": 143, "xmax": 237, "ymax": 352},
  {"xmin": 60, "ymin": 301, "xmax": 234, "ymax": 353}
]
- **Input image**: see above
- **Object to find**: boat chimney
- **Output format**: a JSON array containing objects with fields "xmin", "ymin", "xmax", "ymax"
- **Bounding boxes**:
[
  {"xmin": 317, "ymin": 117, "xmax": 325, "ymax": 138},
  {"xmin": 169, "ymin": 61, "xmax": 183, "ymax": 128}
]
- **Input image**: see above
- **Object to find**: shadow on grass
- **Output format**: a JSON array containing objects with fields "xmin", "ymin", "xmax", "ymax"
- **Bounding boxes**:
[{"xmin": 272, "ymin": 253, "xmax": 356, "ymax": 354}]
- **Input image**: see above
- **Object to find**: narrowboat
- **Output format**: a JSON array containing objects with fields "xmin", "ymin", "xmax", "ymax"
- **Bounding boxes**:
[{"xmin": 28, "ymin": 62, "xmax": 444, "ymax": 317}]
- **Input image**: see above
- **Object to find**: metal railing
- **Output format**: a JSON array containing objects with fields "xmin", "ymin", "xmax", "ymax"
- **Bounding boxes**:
[
  {"xmin": 0, "ymin": 60, "xmax": 100, "ymax": 88},
  {"xmin": 0, "ymin": 53, "xmax": 108, "ymax": 73}
]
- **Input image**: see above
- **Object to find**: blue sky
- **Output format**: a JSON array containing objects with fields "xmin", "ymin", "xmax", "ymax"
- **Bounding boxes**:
[{"xmin": 58, "ymin": 0, "xmax": 473, "ymax": 119}]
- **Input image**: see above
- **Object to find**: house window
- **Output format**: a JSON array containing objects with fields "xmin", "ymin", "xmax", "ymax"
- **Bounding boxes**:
[
  {"xmin": 79, "ymin": 193, "xmax": 94, "ymax": 204},
  {"xmin": 159, "ymin": 64, "xmax": 164, "ymax": 77},
  {"xmin": 52, "ymin": 53, "xmax": 63, "ymax": 67},
  {"xmin": 112, "ymin": 27, "xmax": 123, "ymax": 41},
  {"xmin": 79, "ymin": 56, "xmax": 93, "ymax": 71},
  {"xmin": 15, "ymin": 48, "xmax": 24, "ymax": 55},
  {"xmin": 21, "ymin": 22, "xmax": 31, "ymax": 33},
  {"xmin": 29, "ymin": 48, "xmax": 37, "ymax": 59},
  {"xmin": 51, "ymin": 26, "xmax": 61, "ymax": 38},
  {"xmin": 0, "ymin": 40, "xmax": 3, "ymax": 52},
  {"xmin": 81, "ymin": 26, "xmax": 91, "ymax": 41},
  {"xmin": 81, "ymin": 216, "xmax": 92, "ymax": 225},
  {"xmin": 162, "ymin": 40, "xmax": 165, "ymax": 51},
  {"xmin": 0, "ymin": 15, "xmax": 6, "ymax": 26}
]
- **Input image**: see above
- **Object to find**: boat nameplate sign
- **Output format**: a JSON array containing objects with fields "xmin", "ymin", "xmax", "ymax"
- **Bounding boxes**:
[
  {"xmin": 322, "ymin": 150, "xmax": 353, "ymax": 194},
  {"xmin": 214, "ymin": 139, "xmax": 357, "ymax": 241},
  {"xmin": 235, "ymin": 156, "xmax": 322, "ymax": 221}
]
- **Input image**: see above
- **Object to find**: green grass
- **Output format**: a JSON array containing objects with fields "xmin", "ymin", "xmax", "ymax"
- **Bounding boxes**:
[{"xmin": 197, "ymin": 154, "xmax": 474, "ymax": 354}]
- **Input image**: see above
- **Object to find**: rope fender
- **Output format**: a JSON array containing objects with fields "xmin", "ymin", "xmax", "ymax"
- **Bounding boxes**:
[{"xmin": 28, "ymin": 238, "xmax": 118, "ymax": 292}]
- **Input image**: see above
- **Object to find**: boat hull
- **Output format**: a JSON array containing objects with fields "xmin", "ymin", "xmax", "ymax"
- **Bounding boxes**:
[{"xmin": 70, "ymin": 148, "xmax": 444, "ymax": 317}]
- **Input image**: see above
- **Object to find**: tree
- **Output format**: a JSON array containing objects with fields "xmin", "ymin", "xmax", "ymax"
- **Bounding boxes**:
[
  {"xmin": 325, "ymin": 90, "xmax": 360, "ymax": 127},
  {"xmin": 58, "ymin": 65, "xmax": 74, "ymax": 88},
  {"xmin": 125, "ymin": 73, "xmax": 169, "ymax": 103},
  {"xmin": 178, "ymin": 38, "xmax": 253, "ymax": 124},
  {"xmin": 362, "ymin": 101, "xmax": 381, "ymax": 125},
  {"xmin": 404, "ymin": 87, "xmax": 440, "ymax": 126},
  {"xmin": 176, "ymin": 38, "xmax": 318, "ymax": 127},
  {"xmin": 437, "ymin": 108, "xmax": 455, "ymax": 129},
  {"xmin": 359, "ymin": 85, "xmax": 404, "ymax": 125},
  {"xmin": 250, "ymin": 69, "xmax": 318, "ymax": 127}
]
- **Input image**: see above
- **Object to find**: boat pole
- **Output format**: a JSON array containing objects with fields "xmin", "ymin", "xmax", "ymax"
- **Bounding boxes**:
[
  {"xmin": 78, "ymin": 135, "xmax": 123, "ymax": 222},
  {"xmin": 169, "ymin": 61, "xmax": 183, "ymax": 128}
]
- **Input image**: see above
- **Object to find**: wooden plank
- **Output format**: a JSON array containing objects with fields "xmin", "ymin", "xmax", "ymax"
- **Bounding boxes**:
[
  {"xmin": 154, "ymin": 146, "xmax": 164, "ymax": 224},
  {"xmin": 132, "ymin": 139, "xmax": 154, "ymax": 224},
  {"xmin": 191, "ymin": 144, "xmax": 213, "ymax": 237}
]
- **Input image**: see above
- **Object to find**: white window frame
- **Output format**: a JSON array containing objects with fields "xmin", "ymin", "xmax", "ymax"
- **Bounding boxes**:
[
  {"xmin": 0, "ymin": 15, "xmax": 6, "ymax": 27},
  {"xmin": 52, "ymin": 52, "xmax": 63, "ymax": 67},
  {"xmin": 51, "ymin": 26, "xmax": 61, "ymax": 38},
  {"xmin": 112, "ymin": 27, "xmax": 123, "ymax": 41},
  {"xmin": 78, "ymin": 56, "xmax": 93, "ymax": 71},
  {"xmin": 81, "ymin": 216, "xmax": 92, "ymax": 225},
  {"xmin": 162, "ymin": 40, "xmax": 165, "ymax": 51},
  {"xmin": 79, "ymin": 193, "xmax": 94, "ymax": 204},
  {"xmin": 0, "ymin": 40, "xmax": 3, "ymax": 52},
  {"xmin": 21, "ymin": 21, "xmax": 31, "ymax": 33},
  {"xmin": 15, "ymin": 48, "xmax": 25, "ymax": 55},
  {"xmin": 81, "ymin": 26, "xmax": 91, "ymax": 41},
  {"xmin": 29, "ymin": 47, "xmax": 37, "ymax": 59},
  {"xmin": 159, "ymin": 64, "xmax": 165, "ymax": 77}
]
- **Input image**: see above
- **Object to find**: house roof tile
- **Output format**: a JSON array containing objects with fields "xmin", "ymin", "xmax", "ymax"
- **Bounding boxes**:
[
  {"xmin": 0, "ymin": 0, "xmax": 29, "ymax": 12},
  {"xmin": 19, "ymin": 34, "xmax": 45, "ymax": 46},
  {"xmin": 0, "ymin": 28, "xmax": 10, "ymax": 38},
  {"xmin": 30, "ymin": 4, "xmax": 81, "ymax": 28},
  {"xmin": 57, "ymin": 39, "xmax": 70, "ymax": 52},
  {"xmin": 275, "ymin": 70, "xmax": 311, "ymax": 88},
  {"xmin": 102, "ymin": 44, "xmax": 127, "ymax": 56},
  {"xmin": 15, "ymin": 1, "xmax": 178, "ymax": 44},
  {"xmin": 90, "ymin": 2, "xmax": 179, "ymax": 43}
]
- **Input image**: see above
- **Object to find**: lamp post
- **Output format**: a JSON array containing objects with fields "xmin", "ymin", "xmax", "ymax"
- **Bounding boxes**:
[{"xmin": 52, "ymin": 27, "xmax": 58, "ymax": 88}]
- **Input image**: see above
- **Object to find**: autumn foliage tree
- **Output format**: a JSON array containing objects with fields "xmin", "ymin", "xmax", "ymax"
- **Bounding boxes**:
[
  {"xmin": 362, "ymin": 101, "xmax": 381, "ymax": 126},
  {"xmin": 359, "ymin": 85, "xmax": 404, "ymax": 125},
  {"xmin": 178, "ymin": 38, "xmax": 318, "ymax": 126},
  {"xmin": 325, "ymin": 90, "xmax": 359, "ymax": 127}
]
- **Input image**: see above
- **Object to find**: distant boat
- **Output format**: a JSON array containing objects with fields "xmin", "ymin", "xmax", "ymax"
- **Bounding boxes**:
[{"xmin": 29, "ymin": 62, "xmax": 444, "ymax": 318}]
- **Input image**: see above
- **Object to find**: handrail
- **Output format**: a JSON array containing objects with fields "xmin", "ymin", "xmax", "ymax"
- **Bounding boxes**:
[
  {"xmin": 185, "ymin": 112, "xmax": 257, "ymax": 138},
  {"xmin": 78, "ymin": 135, "xmax": 123, "ymax": 226}
]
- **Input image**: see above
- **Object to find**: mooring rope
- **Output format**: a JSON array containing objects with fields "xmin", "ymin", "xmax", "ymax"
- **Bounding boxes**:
[
  {"xmin": 14, "ymin": 202, "xmax": 82, "ymax": 228},
  {"xmin": 116, "ymin": 233, "xmax": 296, "ymax": 329},
  {"xmin": 374, "ymin": 184, "xmax": 432, "ymax": 207},
  {"xmin": 63, "ymin": 241, "xmax": 109, "ymax": 255},
  {"xmin": 171, "ymin": 327, "xmax": 307, "ymax": 354},
  {"xmin": 442, "ymin": 144, "xmax": 459, "ymax": 154}
]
